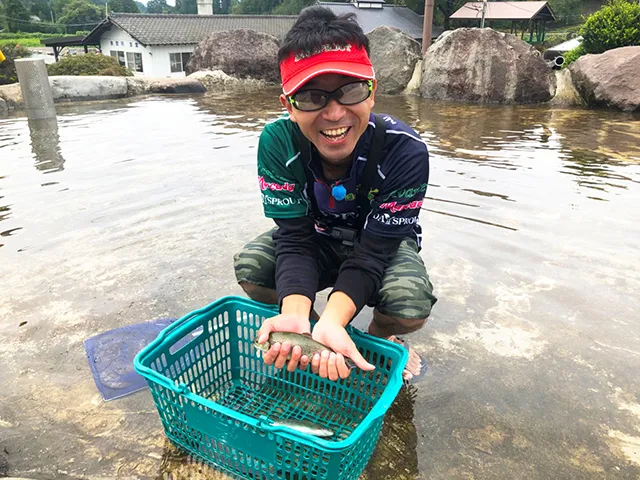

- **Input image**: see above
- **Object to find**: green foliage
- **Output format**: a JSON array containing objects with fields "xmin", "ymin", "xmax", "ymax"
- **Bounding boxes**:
[
  {"xmin": 272, "ymin": 0, "xmax": 314, "ymax": 14},
  {"xmin": 562, "ymin": 44, "xmax": 587, "ymax": 66},
  {"xmin": 107, "ymin": 0, "xmax": 140, "ymax": 13},
  {"xmin": 175, "ymin": 0, "xmax": 196, "ymax": 14},
  {"xmin": 0, "ymin": 43, "xmax": 31, "ymax": 85},
  {"xmin": 47, "ymin": 53, "xmax": 133, "ymax": 76},
  {"xmin": 135, "ymin": 0, "xmax": 146, "ymax": 11},
  {"xmin": 2, "ymin": 0, "xmax": 32, "ymax": 32},
  {"xmin": 58, "ymin": 0, "xmax": 102, "ymax": 33},
  {"xmin": 146, "ymin": 0, "xmax": 173, "ymax": 12},
  {"xmin": 232, "ymin": 0, "xmax": 279, "ymax": 14},
  {"xmin": 580, "ymin": 0, "xmax": 640, "ymax": 54}
]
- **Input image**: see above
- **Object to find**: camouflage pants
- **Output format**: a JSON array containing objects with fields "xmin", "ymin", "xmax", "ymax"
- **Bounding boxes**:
[{"xmin": 233, "ymin": 228, "xmax": 437, "ymax": 323}]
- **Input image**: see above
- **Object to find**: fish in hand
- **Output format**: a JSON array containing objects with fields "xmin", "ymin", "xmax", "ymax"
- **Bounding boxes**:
[{"xmin": 253, "ymin": 331, "xmax": 356, "ymax": 369}]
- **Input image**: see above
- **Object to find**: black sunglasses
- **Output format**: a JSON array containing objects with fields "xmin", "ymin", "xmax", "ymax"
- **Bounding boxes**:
[{"xmin": 288, "ymin": 80, "xmax": 373, "ymax": 112}]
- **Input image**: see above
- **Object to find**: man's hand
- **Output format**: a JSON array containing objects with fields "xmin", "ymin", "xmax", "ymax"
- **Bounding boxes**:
[
  {"xmin": 256, "ymin": 313, "xmax": 311, "ymax": 372},
  {"xmin": 311, "ymin": 318, "xmax": 375, "ymax": 381}
]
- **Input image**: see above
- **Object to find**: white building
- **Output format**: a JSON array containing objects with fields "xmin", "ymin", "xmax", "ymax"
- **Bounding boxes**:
[
  {"xmin": 83, "ymin": 9, "xmax": 297, "ymax": 78},
  {"xmin": 76, "ymin": 0, "xmax": 434, "ymax": 78}
]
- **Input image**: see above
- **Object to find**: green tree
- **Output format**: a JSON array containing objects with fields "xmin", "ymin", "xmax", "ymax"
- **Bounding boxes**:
[
  {"xmin": 135, "ymin": 0, "xmax": 146, "ymax": 11},
  {"xmin": 146, "ymin": 0, "xmax": 173, "ymax": 12},
  {"xmin": 272, "ymin": 0, "xmax": 313, "ymax": 14},
  {"xmin": 108, "ymin": 0, "xmax": 139, "ymax": 13},
  {"xmin": 3, "ymin": 0, "xmax": 32, "ymax": 32},
  {"xmin": 580, "ymin": 0, "xmax": 640, "ymax": 54},
  {"xmin": 548, "ymin": 0, "xmax": 583, "ymax": 26},
  {"xmin": 29, "ymin": 0, "xmax": 54, "ymax": 21},
  {"xmin": 232, "ymin": 0, "xmax": 278, "ymax": 13},
  {"xmin": 175, "ymin": 0, "xmax": 196, "ymax": 13},
  {"xmin": 58, "ymin": 0, "xmax": 102, "ymax": 33}
]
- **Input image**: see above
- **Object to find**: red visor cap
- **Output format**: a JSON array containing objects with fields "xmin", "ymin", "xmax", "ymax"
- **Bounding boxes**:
[{"xmin": 280, "ymin": 43, "xmax": 375, "ymax": 96}]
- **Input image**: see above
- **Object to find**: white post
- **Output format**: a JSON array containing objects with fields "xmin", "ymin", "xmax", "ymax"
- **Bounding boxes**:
[{"xmin": 15, "ymin": 58, "xmax": 56, "ymax": 121}]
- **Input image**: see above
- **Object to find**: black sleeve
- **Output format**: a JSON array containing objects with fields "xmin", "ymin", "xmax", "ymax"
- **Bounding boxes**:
[
  {"xmin": 272, "ymin": 216, "xmax": 320, "ymax": 309},
  {"xmin": 330, "ymin": 230, "xmax": 402, "ymax": 317}
]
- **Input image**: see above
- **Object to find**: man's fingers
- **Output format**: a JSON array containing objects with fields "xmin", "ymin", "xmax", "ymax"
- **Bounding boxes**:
[
  {"xmin": 319, "ymin": 350, "xmax": 329, "ymax": 378},
  {"xmin": 274, "ymin": 342, "xmax": 291, "ymax": 370},
  {"xmin": 327, "ymin": 352, "xmax": 339, "ymax": 381},
  {"xmin": 287, "ymin": 345, "xmax": 302, "ymax": 372},
  {"xmin": 311, "ymin": 354, "xmax": 320, "ymax": 375},
  {"xmin": 347, "ymin": 346, "xmax": 375, "ymax": 371},
  {"xmin": 299, "ymin": 355, "xmax": 310, "ymax": 371},
  {"xmin": 263, "ymin": 342, "xmax": 281, "ymax": 365},
  {"xmin": 336, "ymin": 353, "xmax": 350, "ymax": 379}
]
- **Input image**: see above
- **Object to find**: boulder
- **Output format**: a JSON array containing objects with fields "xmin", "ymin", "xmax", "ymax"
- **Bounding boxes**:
[
  {"xmin": 367, "ymin": 26, "xmax": 422, "ymax": 94},
  {"xmin": 126, "ymin": 77, "xmax": 148, "ymax": 96},
  {"xmin": 420, "ymin": 28, "xmax": 556, "ymax": 104},
  {"xmin": 188, "ymin": 70, "xmax": 271, "ymax": 91},
  {"xmin": 145, "ymin": 77, "xmax": 206, "ymax": 94},
  {"xmin": 49, "ymin": 75, "xmax": 128, "ymax": 101},
  {"xmin": 0, "ymin": 97, "xmax": 7, "ymax": 116},
  {"xmin": 568, "ymin": 46, "xmax": 640, "ymax": 112},
  {"xmin": 0, "ymin": 82, "xmax": 24, "ymax": 110},
  {"xmin": 186, "ymin": 29, "xmax": 280, "ymax": 83}
]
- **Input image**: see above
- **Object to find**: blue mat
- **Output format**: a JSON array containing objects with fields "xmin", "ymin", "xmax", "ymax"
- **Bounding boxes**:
[{"xmin": 84, "ymin": 318, "xmax": 178, "ymax": 401}]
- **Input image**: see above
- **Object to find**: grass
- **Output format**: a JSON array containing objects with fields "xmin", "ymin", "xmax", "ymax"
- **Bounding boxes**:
[{"xmin": 0, "ymin": 38, "xmax": 44, "ymax": 47}]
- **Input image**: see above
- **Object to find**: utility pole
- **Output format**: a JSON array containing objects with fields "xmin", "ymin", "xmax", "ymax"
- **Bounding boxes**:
[
  {"xmin": 480, "ymin": 0, "xmax": 488, "ymax": 27},
  {"xmin": 421, "ymin": 0, "xmax": 435, "ymax": 56}
]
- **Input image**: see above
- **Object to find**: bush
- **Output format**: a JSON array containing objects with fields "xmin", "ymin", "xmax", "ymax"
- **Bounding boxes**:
[
  {"xmin": 562, "ymin": 44, "xmax": 587, "ymax": 67},
  {"xmin": 47, "ymin": 53, "xmax": 132, "ymax": 76},
  {"xmin": 0, "ymin": 43, "xmax": 32, "ymax": 85},
  {"xmin": 580, "ymin": 0, "xmax": 640, "ymax": 54}
]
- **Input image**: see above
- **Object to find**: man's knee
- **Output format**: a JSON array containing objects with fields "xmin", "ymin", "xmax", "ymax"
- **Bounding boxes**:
[{"xmin": 239, "ymin": 281, "xmax": 278, "ymax": 305}]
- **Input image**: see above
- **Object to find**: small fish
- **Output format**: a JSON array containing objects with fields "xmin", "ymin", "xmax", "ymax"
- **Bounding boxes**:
[
  {"xmin": 253, "ymin": 331, "xmax": 356, "ymax": 369},
  {"xmin": 270, "ymin": 418, "xmax": 334, "ymax": 438}
]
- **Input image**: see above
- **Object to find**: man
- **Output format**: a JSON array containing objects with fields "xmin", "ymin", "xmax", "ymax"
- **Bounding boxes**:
[{"xmin": 234, "ymin": 6, "xmax": 437, "ymax": 382}]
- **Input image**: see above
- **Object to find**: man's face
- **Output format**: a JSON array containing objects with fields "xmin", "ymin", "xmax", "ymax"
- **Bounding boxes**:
[{"xmin": 280, "ymin": 74, "xmax": 376, "ymax": 166}]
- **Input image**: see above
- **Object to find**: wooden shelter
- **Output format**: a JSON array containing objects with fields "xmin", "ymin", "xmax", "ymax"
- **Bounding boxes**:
[{"xmin": 450, "ymin": 1, "xmax": 556, "ymax": 44}]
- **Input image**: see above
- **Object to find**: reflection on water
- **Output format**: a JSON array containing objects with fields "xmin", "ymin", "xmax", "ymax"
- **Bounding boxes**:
[
  {"xmin": 28, "ymin": 117, "xmax": 65, "ymax": 173},
  {"xmin": 0, "ymin": 91, "xmax": 639, "ymax": 479}
]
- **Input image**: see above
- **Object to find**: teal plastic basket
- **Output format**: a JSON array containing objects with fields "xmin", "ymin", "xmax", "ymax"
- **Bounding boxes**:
[{"xmin": 134, "ymin": 296, "xmax": 408, "ymax": 480}]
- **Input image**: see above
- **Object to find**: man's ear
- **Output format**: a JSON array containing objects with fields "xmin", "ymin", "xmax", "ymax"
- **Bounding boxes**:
[
  {"xmin": 370, "ymin": 79, "xmax": 377, "ymax": 107},
  {"xmin": 280, "ymin": 94, "xmax": 297, "ymax": 123}
]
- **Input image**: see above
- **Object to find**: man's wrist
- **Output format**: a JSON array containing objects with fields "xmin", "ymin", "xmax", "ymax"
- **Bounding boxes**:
[
  {"xmin": 318, "ymin": 292, "xmax": 356, "ymax": 328},
  {"xmin": 281, "ymin": 294, "xmax": 312, "ymax": 318}
]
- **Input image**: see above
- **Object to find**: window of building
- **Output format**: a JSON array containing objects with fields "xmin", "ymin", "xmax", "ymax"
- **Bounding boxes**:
[
  {"xmin": 110, "ymin": 50, "xmax": 126, "ymax": 67},
  {"xmin": 169, "ymin": 52, "xmax": 192, "ymax": 73},
  {"xmin": 126, "ymin": 52, "xmax": 143, "ymax": 73}
]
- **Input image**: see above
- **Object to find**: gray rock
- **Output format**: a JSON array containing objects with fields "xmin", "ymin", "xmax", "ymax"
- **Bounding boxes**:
[
  {"xmin": 0, "ymin": 83, "xmax": 24, "ymax": 110},
  {"xmin": 568, "ymin": 46, "xmax": 640, "ymax": 112},
  {"xmin": 188, "ymin": 69, "xmax": 271, "ymax": 91},
  {"xmin": 126, "ymin": 77, "xmax": 148, "ymax": 97},
  {"xmin": 49, "ymin": 76, "xmax": 128, "ymax": 101},
  {"xmin": 0, "ymin": 97, "xmax": 7, "ymax": 116},
  {"xmin": 186, "ymin": 29, "xmax": 280, "ymax": 83},
  {"xmin": 420, "ymin": 28, "xmax": 556, "ymax": 104},
  {"xmin": 367, "ymin": 26, "xmax": 422, "ymax": 95},
  {"xmin": 145, "ymin": 77, "xmax": 206, "ymax": 94}
]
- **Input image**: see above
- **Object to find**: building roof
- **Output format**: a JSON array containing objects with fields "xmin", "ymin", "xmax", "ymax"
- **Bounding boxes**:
[
  {"xmin": 40, "ymin": 35, "xmax": 89, "ymax": 47},
  {"xmin": 450, "ymin": 1, "xmax": 555, "ymax": 21},
  {"xmin": 319, "ymin": 2, "xmax": 441, "ymax": 40},
  {"xmin": 84, "ymin": 13, "xmax": 298, "ymax": 46}
]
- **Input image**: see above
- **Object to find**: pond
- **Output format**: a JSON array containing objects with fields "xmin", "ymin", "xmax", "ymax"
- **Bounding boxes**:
[{"xmin": 1, "ymin": 90, "xmax": 639, "ymax": 479}]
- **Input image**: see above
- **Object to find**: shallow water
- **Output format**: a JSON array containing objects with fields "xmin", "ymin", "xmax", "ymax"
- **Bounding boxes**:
[{"xmin": 1, "ymin": 91, "xmax": 639, "ymax": 479}]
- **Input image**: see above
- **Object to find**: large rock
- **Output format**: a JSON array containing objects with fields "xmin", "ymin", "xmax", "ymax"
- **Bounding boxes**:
[
  {"xmin": 568, "ymin": 46, "xmax": 640, "ymax": 113},
  {"xmin": 188, "ymin": 70, "xmax": 271, "ymax": 91},
  {"xmin": 126, "ymin": 77, "xmax": 206, "ymax": 96},
  {"xmin": 186, "ymin": 29, "xmax": 280, "ymax": 83},
  {"xmin": 0, "ymin": 82, "xmax": 24, "ymax": 110},
  {"xmin": 49, "ymin": 75, "xmax": 128, "ymax": 101},
  {"xmin": 367, "ymin": 26, "xmax": 422, "ymax": 95},
  {"xmin": 0, "ymin": 97, "xmax": 7, "ymax": 116},
  {"xmin": 420, "ymin": 28, "xmax": 556, "ymax": 104}
]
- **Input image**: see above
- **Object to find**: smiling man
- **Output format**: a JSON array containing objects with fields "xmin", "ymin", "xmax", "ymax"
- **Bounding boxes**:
[{"xmin": 234, "ymin": 6, "xmax": 437, "ymax": 382}]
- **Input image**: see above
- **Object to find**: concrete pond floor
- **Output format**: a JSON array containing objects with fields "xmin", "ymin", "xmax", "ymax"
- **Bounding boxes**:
[{"xmin": 1, "ymin": 92, "xmax": 639, "ymax": 479}]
